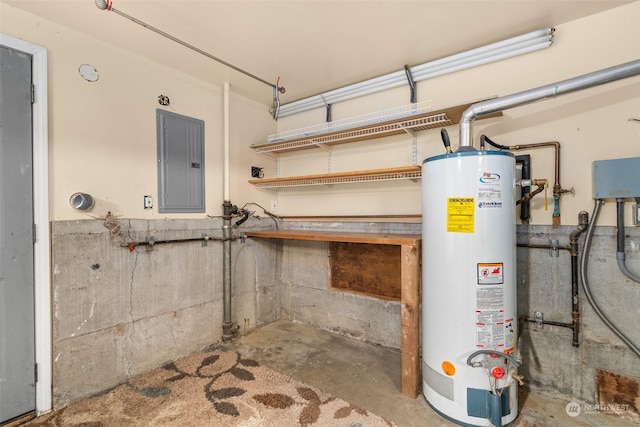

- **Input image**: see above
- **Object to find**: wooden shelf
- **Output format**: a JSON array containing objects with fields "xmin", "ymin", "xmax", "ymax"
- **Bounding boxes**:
[
  {"xmin": 244, "ymin": 229, "xmax": 421, "ymax": 245},
  {"xmin": 251, "ymin": 102, "xmax": 500, "ymax": 155},
  {"xmin": 248, "ymin": 165, "xmax": 421, "ymax": 189},
  {"xmin": 249, "ymin": 101, "xmax": 500, "ymax": 189}
]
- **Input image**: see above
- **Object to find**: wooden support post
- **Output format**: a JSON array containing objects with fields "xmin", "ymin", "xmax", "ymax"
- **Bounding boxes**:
[{"xmin": 401, "ymin": 242, "xmax": 420, "ymax": 398}]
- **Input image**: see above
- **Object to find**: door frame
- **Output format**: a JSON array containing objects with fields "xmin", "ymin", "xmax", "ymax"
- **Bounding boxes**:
[{"xmin": 0, "ymin": 33, "xmax": 51, "ymax": 415}]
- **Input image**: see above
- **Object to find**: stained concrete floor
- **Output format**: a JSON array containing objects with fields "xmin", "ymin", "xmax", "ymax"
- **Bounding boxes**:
[{"xmin": 232, "ymin": 319, "xmax": 637, "ymax": 427}]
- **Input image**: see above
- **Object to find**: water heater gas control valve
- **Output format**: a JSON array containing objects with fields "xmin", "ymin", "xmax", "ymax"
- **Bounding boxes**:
[{"xmin": 491, "ymin": 366, "xmax": 506, "ymax": 379}]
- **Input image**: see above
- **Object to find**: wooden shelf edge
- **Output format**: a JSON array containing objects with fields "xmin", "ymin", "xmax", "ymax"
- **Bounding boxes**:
[
  {"xmin": 244, "ymin": 229, "xmax": 422, "ymax": 246},
  {"xmin": 248, "ymin": 165, "xmax": 422, "ymax": 188}
]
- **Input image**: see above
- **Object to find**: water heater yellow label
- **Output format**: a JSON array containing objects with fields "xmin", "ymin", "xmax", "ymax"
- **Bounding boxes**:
[{"xmin": 447, "ymin": 197, "xmax": 475, "ymax": 233}]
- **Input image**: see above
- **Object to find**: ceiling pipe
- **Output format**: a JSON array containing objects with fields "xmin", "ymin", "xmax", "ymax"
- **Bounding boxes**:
[
  {"xmin": 94, "ymin": 0, "xmax": 285, "ymax": 118},
  {"xmin": 459, "ymin": 59, "xmax": 640, "ymax": 148}
]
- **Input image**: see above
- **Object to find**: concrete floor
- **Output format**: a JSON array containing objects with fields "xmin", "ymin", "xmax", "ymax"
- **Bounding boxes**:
[{"xmin": 232, "ymin": 319, "xmax": 637, "ymax": 427}]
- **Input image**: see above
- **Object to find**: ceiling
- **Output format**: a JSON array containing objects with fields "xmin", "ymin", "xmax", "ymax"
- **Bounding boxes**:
[{"xmin": 3, "ymin": 0, "xmax": 636, "ymax": 107}]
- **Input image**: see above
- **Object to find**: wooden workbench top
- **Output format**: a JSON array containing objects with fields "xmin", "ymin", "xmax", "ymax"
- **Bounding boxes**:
[{"xmin": 244, "ymin": 229, "xmax": 422, "ymax": 246}]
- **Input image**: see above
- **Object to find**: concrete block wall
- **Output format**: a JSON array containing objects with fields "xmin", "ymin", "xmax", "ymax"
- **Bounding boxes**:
[
  {"xmin": 516, "ymin": 223, "xmax": 640, "ymax": 403},
  {"xmin": 275, "ymin": 221, "xmax": 421, "ymax": 350},
  {"xmin": 50, "ymin": 216, "xmax": 639, "ymax": 408},
  {"xmin": 234, "ymin": 219, "xmax": 284, "ymax": 330},
  {"xmin": 271, "ymin": 220, "xmax": 640, "ymax": 405},
  {"xmin": 50, "ymin": 216, "xmax": 279, "ymax": 407}
]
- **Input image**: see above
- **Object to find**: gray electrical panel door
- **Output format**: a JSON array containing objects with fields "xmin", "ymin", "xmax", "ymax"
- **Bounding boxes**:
[
  {"xmin": 0, "ymin": 45, "xmax": 36, "ymax": 423},
  {"xmin": 156, "ymin": 110, "xmax": 205, "ymax": 213}
]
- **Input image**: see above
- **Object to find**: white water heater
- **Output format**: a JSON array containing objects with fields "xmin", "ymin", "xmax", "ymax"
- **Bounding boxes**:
[{"xmin": 422, "ymin": 150, "xmax": 519, "ymax": 427}]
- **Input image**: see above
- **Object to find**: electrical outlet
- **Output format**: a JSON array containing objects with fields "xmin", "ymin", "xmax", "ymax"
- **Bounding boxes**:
[
  {"xmin": 144, "ymin": 195, "xmax": 153, "ymax": 209},
  {"xmin": 270, "ymin": 200, "xmax": 278, "ymax": 212}
]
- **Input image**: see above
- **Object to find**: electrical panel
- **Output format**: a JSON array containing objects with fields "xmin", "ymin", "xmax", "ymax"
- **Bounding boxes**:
[
  {"xmin": 592, "ymin": 157, "xmax": 640, "ymax": 199},
  {"xmin": 156, "ymin": 109, "xmax": 205, "ymax": 213}
]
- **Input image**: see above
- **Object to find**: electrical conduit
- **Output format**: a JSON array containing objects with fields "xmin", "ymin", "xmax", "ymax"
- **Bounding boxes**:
[
  {"xmin": 616, "ymin": 199, "xmax": 640, "ymax": 283},
  {"xmin": 581, "ymin": 200, "xmax": 640, "ymax": 357}
]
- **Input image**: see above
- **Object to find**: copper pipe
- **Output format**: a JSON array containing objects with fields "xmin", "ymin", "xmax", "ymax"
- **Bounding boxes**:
[
  {"xmin": 508, "ymin": 141, "xmax": 560, "ymax": 189},
  {"xmin": 484, "ymin": 136, "xmax": 564, "ymax": 227},
  {"xmin": 508, "ymin": 142, "xmax": 561, "ymax": 227},
  {"xmin": 516, "ymin": 179, "xmax": 547, "ymax": 205}
]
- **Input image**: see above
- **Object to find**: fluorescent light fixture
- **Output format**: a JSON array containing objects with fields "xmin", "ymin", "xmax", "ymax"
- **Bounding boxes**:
[{"xmin": 278, "ymin": 28, "xmax": 554, "ymax": 118}]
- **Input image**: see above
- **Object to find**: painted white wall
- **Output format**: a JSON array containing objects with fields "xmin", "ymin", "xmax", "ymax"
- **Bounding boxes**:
[
  {"xmin": 272, "ymin": 2, "xmax": 640, "ymax": 226},
  {"xmin": 0, "ymin": 4, "xmax": 276, "ymax": 222},
  {"xmin": 1, "ymin": 2, "xmax": 639, "ymax": 227}
]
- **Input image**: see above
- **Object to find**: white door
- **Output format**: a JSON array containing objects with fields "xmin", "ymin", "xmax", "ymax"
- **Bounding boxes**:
[{"xmin": 0, "ymin": 44, "xmax": 36, "ymax": 423}]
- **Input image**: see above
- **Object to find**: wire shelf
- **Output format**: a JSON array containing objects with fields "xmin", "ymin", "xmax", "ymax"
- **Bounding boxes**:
[
  {"xmin": 248, "ymin": 101, "xmax": 501, "ymax": 189},
  {"xmin": 267, "ymin": 101, "xmax": 433, "ymax": 143},
  {"xmin": 251, "ymin": 102, "xmax": 478, "ymax": 155}
]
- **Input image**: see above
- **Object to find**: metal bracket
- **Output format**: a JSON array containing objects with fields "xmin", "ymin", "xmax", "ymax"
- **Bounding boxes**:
[
  {"xmin": 201, "ymin": 233, "xmax": 209, "ymax": 247},
  {"xmin": 311, "ymin": 141, "xmax": 331, "ymax": 152},
  {"xmin": 534, "ymin": 311, "xmax": 544, "ymax": 329},
  {"xmin": 146, "ymin": 236, "xmax": 155, "ymax": 252},
  {"xmin": 308, "ymin": 140, "xmax": 333, "ymax": 173},
  {"xmin": 549, "ymin": 239, "xmax": 560, "ymax": 257},
  {"xmin": 404, "ymin": 65, "xmax": 416, "ymax": 104},
  {"xmin": 398, "ymin": 124, "xmax": 417, "ymax": 138}
]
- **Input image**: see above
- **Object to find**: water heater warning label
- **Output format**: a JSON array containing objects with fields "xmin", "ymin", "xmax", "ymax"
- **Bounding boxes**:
[
  {"xmin": 476, "ymin": 309, "xmax": 505, "ymax": 348},
  {"xmin": 447, "ymin": 197, "xmax": 474, "ymax": 233},
  {"xmin": 478, "ymin": 263, "xmax": 504, "ymax": 284}
]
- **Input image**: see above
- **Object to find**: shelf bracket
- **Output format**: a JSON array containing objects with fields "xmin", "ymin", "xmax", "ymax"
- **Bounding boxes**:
[
  {"xmin": 258, "ymin": 151, "xmax": 278, "ymax": 159},
  {"xmin": 395, "ymin": 123, "xmax": 419, "ymax": 166},
  {"xmin": 308, "ymin": 138, "xmax": 334, "ymax": 173},
  {"xmin": 398, "ymin": 124, "xmax": 417, "ymax": 138},
  {"xmin": 311, "ymin": 140, "xmax": 331, "ymax": 152}
]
